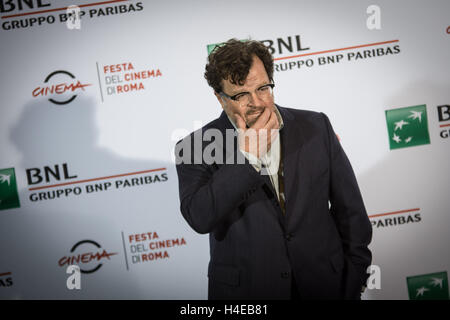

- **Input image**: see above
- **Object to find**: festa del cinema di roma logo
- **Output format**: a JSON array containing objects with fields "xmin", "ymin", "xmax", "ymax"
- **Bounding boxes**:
[
  {"xmin": 99, "ymin": 62, "xmax": 162, "ymax": 98},
  {"xmin": 58, "ymin": 240, "xmax": 117, "ymax": 274},
  {"xmin": 385, "ymin": 104, "xmax": 430, "ymax": 150},
  {"xmin": 32, "ymin": 70, "xmax": 91, "ymax": 105}
]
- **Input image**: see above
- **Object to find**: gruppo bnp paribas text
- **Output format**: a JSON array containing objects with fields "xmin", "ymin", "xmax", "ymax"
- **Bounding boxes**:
[{"xmin": 1, "ymin": 0, "xmax": 144, "ymax": 30}]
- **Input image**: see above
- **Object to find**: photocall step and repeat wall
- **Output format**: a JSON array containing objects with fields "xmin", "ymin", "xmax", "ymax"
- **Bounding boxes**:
[{"xmin": 0, "ymin": 0, "xmax": 449, "ymax": 300}]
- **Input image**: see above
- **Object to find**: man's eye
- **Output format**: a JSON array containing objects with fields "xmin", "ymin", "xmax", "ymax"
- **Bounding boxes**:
[
  {"xmin": 259, "ymin": 85, "xmax": 270, "ymax": 91},
  {"xmin": 235, "ymin": 93, "xmax": 249, "ymax": 101}
]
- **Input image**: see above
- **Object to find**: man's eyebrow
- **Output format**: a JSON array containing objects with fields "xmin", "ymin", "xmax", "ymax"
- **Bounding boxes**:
[
  {"xmin": 226, "ymin": 87, "xmax": 249, "ymax": 96},
  {"xmin": 232, "ymin": 90, "xmax": 249, "ymax": 96},
  {"xmin": 230, "ymin": 82, "xmax": 271, "ymax": 95}
]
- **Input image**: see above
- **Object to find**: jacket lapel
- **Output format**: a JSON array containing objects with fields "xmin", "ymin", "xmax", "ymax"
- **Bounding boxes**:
[
  {"xmin": 214, "ymin": 110, "xmax": 279, "ymax": 199},
  {"xmin": 214, "ymin": 106, "xmax": 310, "ymax": 225},
  {"xmin": 277, "ymin": 106, "xmax": 310, "ymax": 223}
]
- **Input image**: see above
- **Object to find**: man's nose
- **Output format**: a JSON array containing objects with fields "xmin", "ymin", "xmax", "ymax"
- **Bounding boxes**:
[{"xmin": 248, "ymin": 91, "xmax": 264, "ymax": 105}]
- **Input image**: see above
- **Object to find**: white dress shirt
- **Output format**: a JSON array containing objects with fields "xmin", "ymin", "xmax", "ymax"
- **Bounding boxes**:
[{"xmin": 226, "ymin": 106, "xmax": 285, "ymax": 201}]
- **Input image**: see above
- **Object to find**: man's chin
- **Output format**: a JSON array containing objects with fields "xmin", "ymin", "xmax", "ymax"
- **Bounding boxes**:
[{"xmin": 245, "ymin": 118, "xmax": 257, "ymax": 128}]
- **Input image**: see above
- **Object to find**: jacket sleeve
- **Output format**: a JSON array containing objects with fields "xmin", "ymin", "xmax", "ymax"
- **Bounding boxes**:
[
  {"xmin": 321, "ymin": 112, "xmax": 373, "ymax": 297},
  {"xmin": 174, "ymin": 138, "xmax": 264, "ymax": 234}
]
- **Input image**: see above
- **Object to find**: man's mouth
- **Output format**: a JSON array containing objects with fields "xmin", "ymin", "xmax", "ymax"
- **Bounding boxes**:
[
  {"xmin": 247, "ymin": 106, "xmax": 264, "ymax": 114},
  {"xmin": 246, "ymin": 107, "xmax": 264, "ymax": 118},
  {"xmin": 245, "ymin": 109, "xmax": 264, "ymax": 127}
]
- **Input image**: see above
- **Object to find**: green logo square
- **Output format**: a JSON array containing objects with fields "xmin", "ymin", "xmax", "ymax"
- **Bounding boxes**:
[
  {"xmin": 207, "ymin": 39, "xmax": 248, "ymax": 55},
  {"xmin": 385, "ymin": 104, "xmax": 430, "ymax": 150},
  {"xmin": 407, "ymin": 271, "xmax": 449, "ymax": 300},
  {"xmin": 0, "ymin": 168, "xmax": 20, "ymax": 211},
  {"xmin": 207, "ymin": 43, "xmax": 222, "ymax": 55}
]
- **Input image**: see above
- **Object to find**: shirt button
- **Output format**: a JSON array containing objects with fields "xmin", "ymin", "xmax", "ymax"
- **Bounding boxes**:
[
  {"xmin": 281, "ymin": 272, "xmax": 290, "ymax": 279},
  {"xmin": 285, "ymin": 233, "xmax": 293, "ymax": 241}
]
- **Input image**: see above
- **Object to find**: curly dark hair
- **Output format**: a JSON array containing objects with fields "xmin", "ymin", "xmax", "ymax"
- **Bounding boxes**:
[{"xmin": 204, "ymin": 38, "xmax": 274, "ymax": 93}]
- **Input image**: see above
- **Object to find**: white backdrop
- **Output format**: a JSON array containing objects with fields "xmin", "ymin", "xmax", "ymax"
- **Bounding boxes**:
[{"xmin": 0, "ymin": 0, "xmax": 449, "ymax": 300}]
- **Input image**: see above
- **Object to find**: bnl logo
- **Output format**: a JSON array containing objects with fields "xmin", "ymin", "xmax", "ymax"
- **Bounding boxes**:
[{"xmin": 0, "ymin": 168, "xmax": 20, "ymax": 211}]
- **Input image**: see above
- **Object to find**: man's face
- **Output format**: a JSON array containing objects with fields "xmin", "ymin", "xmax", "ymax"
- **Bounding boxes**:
[{"xmin": 215, "ymin": 55, "xmax": 275, "ymax": 128}]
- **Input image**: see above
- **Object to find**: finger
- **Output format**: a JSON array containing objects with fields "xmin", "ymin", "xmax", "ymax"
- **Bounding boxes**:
[
  {"xmin": 263, "ymin": 110, "xmax": 278, "ymax": 130},
  {"xmin": 272, "ymin": 111, "xmax": 280, "ymax": 130},
  {"xmin": 270, "ymin": 126, "xmax": 279, "ymax": 142},
  {"xmin": 260, "ymin": 113, "xmax": 277, "ymax": 146},
  {"xmin": 234, "ymin": 113, "xmax": 247, "ymax": 130}
]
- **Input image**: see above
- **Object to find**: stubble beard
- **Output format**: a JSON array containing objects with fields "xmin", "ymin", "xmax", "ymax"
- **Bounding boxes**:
[{"xmin": 245, "ymin": 105, "xmax": 271, "ymax": 128}]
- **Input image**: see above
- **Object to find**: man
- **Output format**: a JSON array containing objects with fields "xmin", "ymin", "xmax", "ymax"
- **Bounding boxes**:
[{"xmin": 175, "ymin": 39, "xmax": 372, "ymax": 299}]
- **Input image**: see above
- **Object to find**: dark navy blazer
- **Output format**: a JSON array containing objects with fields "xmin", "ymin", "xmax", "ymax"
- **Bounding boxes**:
[{"xmin": 175, "ymin": 105, "xmax": 372, "ymax": 299}]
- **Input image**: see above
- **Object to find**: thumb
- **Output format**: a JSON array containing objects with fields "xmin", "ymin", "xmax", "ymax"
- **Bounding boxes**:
[{"xmin": 234, "ymin": 113, "xmax": 247, "ymax": 130}]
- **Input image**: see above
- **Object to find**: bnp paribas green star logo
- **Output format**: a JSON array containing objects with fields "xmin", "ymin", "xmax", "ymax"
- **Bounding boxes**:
[
  {"xmin": 207, "ymin": 43, "xmax": 222, "ymax": 55},
  {"xmin": 207, "ymin": 39, "xmax": 247, "ymax": 55},
  {"xmin": 0, "ymin": 168, "xmax": 20, "ymax": 211},
  {"xmin": 385, "ymin": 104, "xmax": 430, "ymax": 150},
  {"xmin": 407, "ymin": 271, "xmax": 449, "ymax": 300}
]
